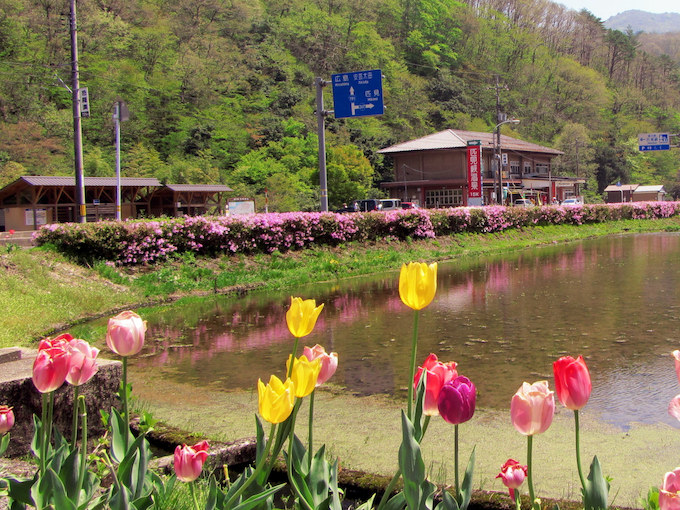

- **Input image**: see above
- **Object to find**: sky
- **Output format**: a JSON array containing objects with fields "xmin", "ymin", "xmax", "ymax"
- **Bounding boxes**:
[{"xmin": 556, "ymin": 0, "xmax": 680, "ymax": 20}]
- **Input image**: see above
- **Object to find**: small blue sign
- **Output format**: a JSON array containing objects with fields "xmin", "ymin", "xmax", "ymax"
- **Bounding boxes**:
[
  {"xmin": 331, "ymin": 69, "xmax": 384, "ymax": 119},
  {"xmin": 638, "ymin": 132, "xmax": 670, "ymax": 151}
]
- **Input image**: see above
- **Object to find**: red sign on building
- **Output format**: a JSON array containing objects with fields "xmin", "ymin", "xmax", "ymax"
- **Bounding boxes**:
[{"xmin": 467, "ymin": 141, "xmax": 482, "ymax": 199}]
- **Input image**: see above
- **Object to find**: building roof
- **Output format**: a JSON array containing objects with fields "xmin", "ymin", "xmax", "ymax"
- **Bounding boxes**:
[
  {"xmin": 377, "ymin": 129, "xmax": 563, "ymax": 156},
  {"xmin": 634, "ymin": 185, "xmax": 665, "ymax": 193},
  {"xmin": 164, "ymin": 184, "xmax": 232, "ymax": 192},
  {"xmin": 20, "ymin": 176, "xmax": 161, "ymax": 187},
  {"xmin": 604, "ymin": 184, "xmax": 638, "ymax": 192}
]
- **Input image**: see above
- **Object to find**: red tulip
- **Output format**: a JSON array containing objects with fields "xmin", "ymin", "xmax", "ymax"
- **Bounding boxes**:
[
  {"xmin": 496, "ymin": 459, "xmax": 527, "ymax": 501},
  {"xmin": 32, "ymin": 344, "xmax": 70, "ymax": 393},
  {"xmin": 8, "ymin": 229, "xmax": 15, "ymax": 235},
  {"xmin": 669, "ymin": 395, "xmax": 680, "ymax": 422},
  {"xmin": 553, "ymin": 355, "xmax": 591, "ymax": 410},
  {"xmin": 414, "ymin": 353, "xmax": 458, "ymax": 416},
  {"xmin": 66, "ymin": 339, "xmax": 100, "ymax": 386},
  {"xmin": 106, "ymin": 311, "xmax": 147, "ymax": 357},
  {"xmin": 302, "ymin": 344, "xmax": 338, "ymax": 386},
  {"xmin": 510, "ymin": 381, "xmax": 554, "ymax": 436},
  {"xmin": 437, "ymin": 376, "xmax": 476, "ymax": 424},
  {"xmin": 174, "ymin": 440, "xmax": 210, "ymax": 482},
  {"xmin": 673, "ymin": 351, "xmax": 680, "ymax": 385},
  {"xmin": 660, "ymin": 467, "xmax": 680, "ymax": 510},
  {"xmin": 0, "ymin": 405, "xmax": 14, "ymax": 435}
]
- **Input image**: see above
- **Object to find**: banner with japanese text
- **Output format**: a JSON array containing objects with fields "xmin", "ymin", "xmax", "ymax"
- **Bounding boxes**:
[{"xmin": 467, "ymin": 141, "xmax": 482, "ymax": 199}]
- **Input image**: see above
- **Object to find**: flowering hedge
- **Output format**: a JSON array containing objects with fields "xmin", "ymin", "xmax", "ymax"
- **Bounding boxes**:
[{"xmin": 33, "ymin": 202, "xmax": 680, "ymax": 266}]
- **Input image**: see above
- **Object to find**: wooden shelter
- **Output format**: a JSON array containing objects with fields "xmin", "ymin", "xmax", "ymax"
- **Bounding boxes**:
[{"xmin": 0, "ymin": 176, "xmax": 232, "ymax": 231}]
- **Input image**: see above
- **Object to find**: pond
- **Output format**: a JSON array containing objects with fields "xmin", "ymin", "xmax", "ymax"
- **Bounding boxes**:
[{"xmin": 105, "ymin": 233, "xmax": 680, "ymax": 431}]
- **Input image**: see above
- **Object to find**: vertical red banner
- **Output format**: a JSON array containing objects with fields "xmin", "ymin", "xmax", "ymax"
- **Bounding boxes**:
[{"xmin": 467, "ymin": 142, "xmax": 482, "ymax": 199}]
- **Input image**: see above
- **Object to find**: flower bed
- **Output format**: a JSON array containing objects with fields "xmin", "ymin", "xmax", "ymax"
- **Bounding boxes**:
[{"xmin": 33, "ymin": 202, "xmax": 680, "ymax": 266}]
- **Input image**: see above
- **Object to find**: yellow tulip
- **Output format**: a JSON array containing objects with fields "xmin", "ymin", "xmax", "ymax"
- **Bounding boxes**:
[
  {"xmin": 399, "ymin": 262, "xmax": 438, "ymax": 310},
  {"xmin": 286, "ymin": 297, "xmax": 324, "ymax": 338},
  {"xmin": 257, "ymin": 375, "xmax": 295, "ymax": 424},
  {"xmin": 286, "ymin": 355, "xmax": 321, "ymax": 397}
]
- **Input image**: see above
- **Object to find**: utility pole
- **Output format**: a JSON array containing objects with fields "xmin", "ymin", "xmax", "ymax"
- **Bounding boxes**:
[
  {"xmin": 315, "ymin": 77, "xmax": 330, "ymax": 212},
  {"xmin": 70, "ymin": 0, "xmax": 86, "ymax": 223}
]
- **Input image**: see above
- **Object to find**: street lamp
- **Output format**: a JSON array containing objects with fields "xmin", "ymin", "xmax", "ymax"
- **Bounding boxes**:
[{"xmin": 493, "ymin": 118, "xmax": 520, "ymax": 204}]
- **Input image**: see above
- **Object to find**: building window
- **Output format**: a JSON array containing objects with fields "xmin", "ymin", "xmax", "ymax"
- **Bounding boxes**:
[
  {"xmin": 523, "ymin": 162, "xmax": 532, "ymax": 174},
  {"xmin": 510, "ymin": 161, "xmax": 520, "ymax": 177},
  {"xmin": 425, "ymin": 188, "xmax": 462, "ymax": 208},
  {"xmin": 535, "ymin": 163, "xmax": 549, "ymax": 174}
]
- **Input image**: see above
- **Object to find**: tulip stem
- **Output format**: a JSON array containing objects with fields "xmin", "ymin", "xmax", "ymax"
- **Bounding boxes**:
[
  {"xmin": 76, "ymin": 396, "xmax": 87, "ymax": 507},
  {"xmin": 71, "ymin": 385, "xmax": 80, "ymax": 450},
  {"xmin": 454, "ymin": 424, "xmax": 460, "ymax": 500},
  {"xmin": 226, "ymin": 423, "xmax": 276, "ymax": 508},
  {"xmin": 40, "ymin": 392, "xmax": 48, "ymax": 475},
  {"xmin": 308, "ymin": 390, "xmax": 315, "ymax": 472},
  {"xmin": 189, "ymin": 481, "xmax": 200, "ymax": 510},
  {"xmin": 377, "ymin": 468, "xmax": 402, "ymax": 510},
  {"xmin": 46, "ymin": 391, "xmax": 55, "ymax": 454},
  {"xmin": 574, "ymin": 410, "xmax": 586, "ymax": 491},
  {"xmin": 287, "ymin": 337, "xmax": 300, "ymax": 379},
  {"xmin": 527, "ymin": 435, "xmax": 538, "ymax": 510},
  {"xmin": 122, "ymin": 356, "xmax": 129, "ymax": 451},
  {"xmin": 407, "ymin": 310, "xmax": 420, "ymax": 421}
]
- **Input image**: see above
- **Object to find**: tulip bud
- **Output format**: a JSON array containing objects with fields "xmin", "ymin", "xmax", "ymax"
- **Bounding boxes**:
[
  {"xmin": 553, "ymin": 355, "xmax": 591, "ymax": 410},
  {"xmin": 258, "ymin": 375, "xmax": 295, "ymax": 424},
  {"xmin": 302, "ymin": 344, "xmax": 338, "ymax": 386},
  {"xmin": 66, "ymin": 339, "xmax": 100, "ymax": 386},
  {"xmin": 399, "ymin": 262, "xmax": 437, "ymax": 310},
  {"xmin": 0, "ymin": 405, "xmax": 14, "ymax": 435},
  {"xmin": 106, "ymin": 311, "xmax": 147, "ymax": 357},
  {"xmin": 32, "ymin": 344, "xmax": 70, "ymax": 393},
  {"xmin": 286, "ymin": 297, "xmax": 324, "ymax": 338},
  {"xmin": 414, "ymin": 353, "xmax": 458, "ymax": 416},
  {"xmin": 660, "ymin": 467, "xmax": 680, "ymax": 510},
  {"xmin": 174, "ymin": 440, "xmax": 210, "ymax": 482},
  {"xmin": 510, "ymin": 381, "xmax": 554, "ymax": 436},
  {"xmin": 496, "ymin": 459, "xmax": 527, "ymax": 502},
  {"xmin": 437, "ymin": 376, "xmax": 476, "ymax": 425}
]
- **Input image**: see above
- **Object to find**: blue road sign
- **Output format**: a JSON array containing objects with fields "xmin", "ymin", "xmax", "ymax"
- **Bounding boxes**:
[
  {"xmin": 638, "ymin": 132, "xmax": 670, "ymax": 151},
  {"xmin": 331, "ymin": 69, "xmax": 384, "ymax": 119}
]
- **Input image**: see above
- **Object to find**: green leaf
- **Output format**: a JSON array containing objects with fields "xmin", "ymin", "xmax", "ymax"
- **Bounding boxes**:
[
  {"xmin": 5, "ymin": 474, "xmax": 37, "ymax": 506},
  {"xmin": 398, "ymin": 411, "xmax": 425, "ymax": 510},
  {"xmin": 110, "ymin": 408, "xmax": 135, "ymax": 464},
  {"xmin": 413, "ymin": 373, "xmax": 427, "ymax": 442},
  {"xmin": 458, "ymin": 447, "xmax": 476, "ymax": 510},
  {"xmin": 255, "ymin": 415, "xmax": 266, "ymax": 465},
  {"xmin": 583, "ymin": 456, "xmax": 609, "ymax": 510},
  {"xmin": 31, "ymin": 467, "xmax": 76, "ymax": 510},
  {"xmin": 57, "ymin": 448, "xmax": 81, "ymax": 502},
  {"xmin": 384, "ymin": 492, "xmax": 406, "ymax": 510},
  {"xmin": 30, "ymin": 415, "xmax": 43, "ymax": 459},
  {"xmin": 0, "ymin": 433, "xmax": 9, "ymax": 456},
  {"xmin": 231, "ymin": 483, "xmax": 285, "ymax": 510},
  {"xmin": 436, "ymin": 490, "xmax": 460, "ymax": 510}
]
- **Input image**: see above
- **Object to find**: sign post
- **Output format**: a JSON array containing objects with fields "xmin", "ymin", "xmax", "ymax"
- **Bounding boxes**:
[
  {"xmin": 467, "ymin": 140, "xmax": 483, "ymax": 206},
  {"xmin": 638, "ymin": 133, "xmax": 671, "ymax": 151}
]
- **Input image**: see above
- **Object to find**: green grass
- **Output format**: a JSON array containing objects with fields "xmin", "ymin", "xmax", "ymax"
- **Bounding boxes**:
[{"xmin": 2, "ymin": 217, "xmax": 680, "ymax": 348}]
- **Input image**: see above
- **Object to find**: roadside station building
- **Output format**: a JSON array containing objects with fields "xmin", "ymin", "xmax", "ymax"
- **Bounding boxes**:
[
  {"xmin": 0, "ymin": 176, "xmax": 232, "ymax": 231},
  {"xmin": 378, "ymin": 129, "xmax": 584, "ymax": 207},
  {"xmin": 604, "ymin": 184, "xmax": 666, "ymax": 203}
]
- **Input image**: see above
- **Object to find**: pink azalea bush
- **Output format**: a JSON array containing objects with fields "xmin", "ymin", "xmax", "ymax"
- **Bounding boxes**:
[{"xmin": 34, "ymin": 202, "xmax": 680, "ymax": 266}]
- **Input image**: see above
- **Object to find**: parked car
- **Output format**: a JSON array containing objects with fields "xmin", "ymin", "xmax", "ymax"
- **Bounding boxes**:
[
  {"xmin": 401, "ymin": 202, "xmax": 419, "ymax": 209},
  {"xmin": 561, "ymin": 197, "xmax": 583, "ymax": 205},
  {"xmin": 355, "ymin": 199, "xmax": 383, "ymax": 212},
  {"xmin": 380, "ymin": 198, "xmax": 402, "ymax": 211},
  {"xmin": 513, "ymin": 198, "xmax": 534, "ymax": 208}
]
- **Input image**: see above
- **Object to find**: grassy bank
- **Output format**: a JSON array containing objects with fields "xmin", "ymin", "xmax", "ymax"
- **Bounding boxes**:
[{"xmin": 2, "ymin": 217, "xmax": 680, "ymax": 348}]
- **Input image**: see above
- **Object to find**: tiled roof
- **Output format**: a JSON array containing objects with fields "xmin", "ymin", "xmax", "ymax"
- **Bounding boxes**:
[{"xmin": 378, "ymin": 129, "xmax": 563, "ymax": 155}]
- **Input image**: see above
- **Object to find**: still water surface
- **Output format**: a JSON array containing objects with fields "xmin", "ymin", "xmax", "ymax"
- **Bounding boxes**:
[{"xmin": 124, "ymin": 233, "xmax": 680, "ymax": 430}]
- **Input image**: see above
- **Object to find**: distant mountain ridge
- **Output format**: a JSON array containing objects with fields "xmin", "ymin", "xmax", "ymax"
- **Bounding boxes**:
[{"xmin": 605, "ymin": 10, "xmax": 680, "ymax": 33}]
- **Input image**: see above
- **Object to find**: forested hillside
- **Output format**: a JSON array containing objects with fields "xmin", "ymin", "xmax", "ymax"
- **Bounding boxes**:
[{"xmin": 2, "ymin": 0, "xmax": 680, "ymax": 210}]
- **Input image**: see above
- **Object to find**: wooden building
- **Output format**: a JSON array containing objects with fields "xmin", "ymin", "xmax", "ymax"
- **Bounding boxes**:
[
  {"xmin": 0, "ymin": 176, "xmax": 232, "ymax": 231},
  {"xmin": 604, "ymin": 184, "xmax": 666, "ymax": 203},
  {"xmin": 378, "ymin": 129, "xmax": 583, "ymax": 207}
]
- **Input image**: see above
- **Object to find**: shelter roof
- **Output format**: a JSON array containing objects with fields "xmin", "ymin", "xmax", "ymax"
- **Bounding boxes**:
[
  {"xmin": 634, "ymin": 185, "xmax": 665, "ymax": 193},
  {"xmin": 164, "ymin": 184, "xmax": 233, "ymax": 192},
  {"xmin": 604, "ymin": 184, "xmax": 638, "ymax": 192},
  {"xmin": 19, "ymin": 176, "xmax": 161, "ymax": 187},
  {"xmin": 378, "ymin": 129, "xmax": 563, "ymax": 156}
]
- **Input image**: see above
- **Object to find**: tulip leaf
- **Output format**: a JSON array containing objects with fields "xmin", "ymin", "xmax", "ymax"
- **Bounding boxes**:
[
  {"xmin": 57, "ymin": 448, "xmax": 80, "ymax": 502},
  {"xmin": 110, "ymin": 408, "xmax": 135, "ymax": 464},
  {"xmin": 436, "ymin": 489, "xmax": 460, "ymax": 510},
  {"xmin": 383, "ymin": 491, "xmax": 407, "ymax": 510},
  {"xmin": 399, "ymin": 411, "xmax": 425, "ymax": 510},
  {"xmin": 4, "ymin": 474, "xmax": 37, "ymax": 506},
  {"xmin": 458, "ymin": 446, "xmax": 476, "ymax": 510},
  {"xmin": 30, "ymin": 414, "xmax": 43, "ymax": 460},
  {"xmin": 31, "ymin": 467, "xmax": 76, "ymax": 510},
  {"xmin": 108, "ymin": 483, "xmax": 131, "ymax": 510},
  {"xmin": 354, "ymin": 494, "xmax": 377, "ymax": 510},
  {"xmin": 413, "ymin": 373, "xmax": 426, "ymax": 442},
  {"xmin": 583, "ymin": 456, "xmax": 609, "ymax": 510},
  {"xmin": 0, "ymin": 433, "xmax": 10, "ymax": 456},
  {"xmin": 254, "ymin": 415, "xmax": 265, "ymax": 465},
  {"xmin": 231, "ymin": 483, "xmax": 285, "ymax": 510},
  {"xmin": 309, "ymin": 445, "xmax": 331, "ymax": 507}
]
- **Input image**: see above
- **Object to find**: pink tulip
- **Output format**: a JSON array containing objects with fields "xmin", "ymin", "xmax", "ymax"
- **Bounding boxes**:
[
  {"xmin": 669, "ymin": 395, "xmax": 680, "ymax": 422},
  {"xmin": 106, "ymin": 311, "xmax": 147, "ymax": 357},
  {"xmin": 673, "ymin": 351, "xmax": 680, "ymax": 386},
  {"xmin": 510, "ymin": 381, "xmax": 554, "ymax": 436},
  {"xmin": 0, "ymin": 405, "xmax": 14, "ymax": 435},
  {"xmin": 414, "ymin": 353, "xmax": 458, "ymax": 416},
  {"xmin": 302, "ymin": 344, "xmax": 338, "ymax": 386},
  {"xmin": 553, "ymin": 355, "xmax": 591, "ymax": 410},
  {"xmin": 32, "ymin": 344, "xmax": 70, "ymax": 393},
  {"xmin": 437, "ymin": 376, "xmax": 476, "ymax": 425},
  {"xmin": 174, "ymin": 440, "xmax": 210, "ymax": 482},
  {"xmin": 660, "ymin": 467, "xmax": 680, "ymax": 510},
  {"xmin": 66, "ymin": 339, "xmax": 100, "ymax": 386},
  {"xmin": 496, "ymin": 459, "xmax": 527, "ymax": 501},
  {"xmin": 38, "ymin": 333, "xmax": 73, "ymax": 351}
]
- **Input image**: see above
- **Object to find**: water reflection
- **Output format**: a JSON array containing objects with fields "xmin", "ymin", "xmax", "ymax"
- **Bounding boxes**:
[{"xmin": 124, "ymin": 233, "xmax": 680, "ymax": 430}]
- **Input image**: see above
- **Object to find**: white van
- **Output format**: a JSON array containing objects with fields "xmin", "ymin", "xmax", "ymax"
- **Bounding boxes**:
[{"xmin": 380, "ymin": 199, "xmax": 402, "ymax": 211}]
